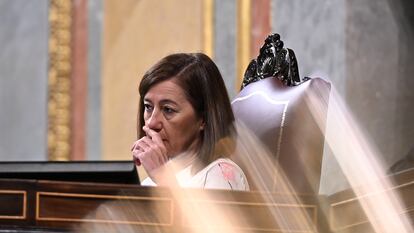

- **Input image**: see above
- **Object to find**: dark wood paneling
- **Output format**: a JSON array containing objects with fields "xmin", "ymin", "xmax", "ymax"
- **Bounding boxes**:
[
  {"xmin": 0, "ymin": 179, "xmax": 323, "ymax": 232},
  {"xmin": 328, "ymin": 168, "xmax": 414, "ymax": 233},
  {"xmin": 2, "ymin": 167, "xmax": 413, "ymax": 232},
  {"xmin": 0, "ymin": 191, "xmax": 26, "ymax": 218}
]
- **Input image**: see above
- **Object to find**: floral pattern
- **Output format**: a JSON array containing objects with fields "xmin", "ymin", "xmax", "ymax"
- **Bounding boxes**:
[{"xmin": 219, "ymin": 162, "xmax": 235, "ymax": 182}]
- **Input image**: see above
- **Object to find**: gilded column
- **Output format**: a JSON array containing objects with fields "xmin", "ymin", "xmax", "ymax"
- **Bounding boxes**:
[
  {"xmin": 236, "ymin": 0, "xmax": 251, "ymax": 89},
  {"xmin": 203, "ymin": 0, "xmax": 214, "ymax": 58},
  {"xmin": 48, "ymin": 0, "xmax": 72, "ymax": 161}
]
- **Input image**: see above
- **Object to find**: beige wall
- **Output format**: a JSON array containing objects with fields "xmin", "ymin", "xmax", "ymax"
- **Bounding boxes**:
[{"xmin": 102, "ymin": 0, "xmax": 204, "ymax": 164}]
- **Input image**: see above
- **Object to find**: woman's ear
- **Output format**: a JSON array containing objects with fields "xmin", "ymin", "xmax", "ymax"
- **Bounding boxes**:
[{"xmin": 199, "ymin": 119, "xmax": 205, "ymax": 131}]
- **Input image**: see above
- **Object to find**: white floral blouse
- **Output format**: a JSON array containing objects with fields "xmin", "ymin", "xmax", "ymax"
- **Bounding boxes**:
[{"xmin": 141, "ymin": 158, "xmax": 250, "ymax": 191}]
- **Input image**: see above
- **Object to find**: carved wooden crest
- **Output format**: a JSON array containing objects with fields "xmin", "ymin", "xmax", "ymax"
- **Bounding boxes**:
[{"xmin": 242, "ymin": 33, "xmax": 310, "ymax": 89}]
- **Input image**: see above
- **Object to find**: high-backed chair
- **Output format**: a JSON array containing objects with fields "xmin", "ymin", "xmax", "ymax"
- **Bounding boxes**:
[{"xmin": 232, "ymin": 34, "xmax": 331, "ymax": 194}]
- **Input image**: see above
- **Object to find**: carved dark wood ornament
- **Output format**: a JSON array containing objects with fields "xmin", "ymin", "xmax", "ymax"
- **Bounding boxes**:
[{"xmin": 242, "ymin": 33, "xmax": 310, "ymax": 89}]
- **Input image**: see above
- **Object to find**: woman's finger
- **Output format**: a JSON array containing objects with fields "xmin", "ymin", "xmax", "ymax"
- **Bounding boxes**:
[
  {"xmin": 136, "ymin": 137, "xmax": 151, "ymax": 151},
  {"xmin": 133, "ymin": 156, "xmax": 141, "ymax": 166},
  {"xmin": 139, "ymin": 136, "xmax": 166, "ymax": 166},
  {"xmin": 130, "ymin": 140, "xmax": 140, "ymax": 151},
  {"xmin": 140, "ymin": 136, "xmax": 160, "ymax": 153},
  {"xmin": 143, "ymin": 126, "xmax": 168, "ymax": 157}
]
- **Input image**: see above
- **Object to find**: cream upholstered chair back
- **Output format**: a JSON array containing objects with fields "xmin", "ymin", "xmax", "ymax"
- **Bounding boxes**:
[{"xmin": 231, "ymin": 34, "xmax": 330, "ymax": 194}]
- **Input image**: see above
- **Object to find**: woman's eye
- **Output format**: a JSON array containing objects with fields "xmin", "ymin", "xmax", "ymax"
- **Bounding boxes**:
[
  {"xmin": 144, "ymin": 104, "xmax": 153, "ymax": 112},
  {"xmin": 163, "ymin": 106, "xmax": 176, "ymax": 114}
]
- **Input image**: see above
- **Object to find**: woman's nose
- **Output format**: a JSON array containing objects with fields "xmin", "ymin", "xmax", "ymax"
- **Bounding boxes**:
[{"xmin": 146, "ymin": 111, "xmax": 162, "ymax": 132}]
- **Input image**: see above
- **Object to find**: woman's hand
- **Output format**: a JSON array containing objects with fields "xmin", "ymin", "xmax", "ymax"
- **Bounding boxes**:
[{"xmin": 131, "ymin": 126, "xmax": 168, "ymax": 181}]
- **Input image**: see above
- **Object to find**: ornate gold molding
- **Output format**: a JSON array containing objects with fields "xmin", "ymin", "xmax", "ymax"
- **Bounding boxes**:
[
  {"xmin": 237, "ymin": 0, "xmax": 251, "ymax": 90},
  {"xmin": 0, "ymin": 190, "xmax": 27, "ymax": 219},
  {"xmin": 203, "ymin": 0, "xmax": 214, "ymax": 58},
  {"xmin": 36, "ymin": 192, "xmax": 174, "ymax": 225},
  {"xmin": 47, "ymin": 0, "xmax": 72, "ymax": 161}
]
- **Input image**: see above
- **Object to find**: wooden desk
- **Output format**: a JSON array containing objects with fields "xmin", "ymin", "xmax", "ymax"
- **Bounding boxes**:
[
  {"xmin": 327, "ymin": 168, "xmax": 414, "ymax": 233},
  {"xmin": 1, "ymin": 167, "xmax": 413, "ymax": 232},
  {"xmin": 0, "ymin": 179, "xmax": 324, "ymax": 233}
]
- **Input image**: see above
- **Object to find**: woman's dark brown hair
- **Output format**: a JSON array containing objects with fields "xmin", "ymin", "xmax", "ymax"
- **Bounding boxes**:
[{"xmin": 138, "ymin": 53, "xmax": 235, "ymax": 171}]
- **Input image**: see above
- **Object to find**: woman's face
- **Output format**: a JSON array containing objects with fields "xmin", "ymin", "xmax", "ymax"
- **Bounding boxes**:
[{"xmin": 143, "ymin": 79, "xmax": 204, "ymax": 158}]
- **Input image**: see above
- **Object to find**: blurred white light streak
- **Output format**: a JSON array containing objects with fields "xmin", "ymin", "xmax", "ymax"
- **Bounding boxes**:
[{"xmin": 307, "ymin": 86, "xmax": 413, "ymax": 233}]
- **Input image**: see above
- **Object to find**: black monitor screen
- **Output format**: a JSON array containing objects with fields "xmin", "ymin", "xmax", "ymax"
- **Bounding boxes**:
[{"xmin": 0, "ymin": 161, "xmax": 140, "ymax": 185}]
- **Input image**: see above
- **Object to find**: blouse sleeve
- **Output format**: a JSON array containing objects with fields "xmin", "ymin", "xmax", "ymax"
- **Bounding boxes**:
[{"xmin": 202, "ymin": 161, "xmax": 249, "ymax": 191}]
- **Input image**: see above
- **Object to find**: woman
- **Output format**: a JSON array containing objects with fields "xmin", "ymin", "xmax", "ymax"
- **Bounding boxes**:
[{"xmin": 131, "ymin": 53, "xmax": 249, "ymax": 191}]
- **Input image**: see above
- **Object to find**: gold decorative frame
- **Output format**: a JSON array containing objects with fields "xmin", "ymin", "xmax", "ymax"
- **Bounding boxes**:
[
  {"xmin": 237, "ymin": 0, "xmax": 251, "ymax": 90},
  {"xmin": 183, "ymin": 198, "xmax": 317, "ymax": 232},
  {"xmin": 329, "ymin": 180, "xmax": 414, "ymax": 231},
  {"xmin": 203, "ymin": 0, "xmax": 214, "ymax": 58},
  {"xmin": 47, "ymin": 0, "xmax": 73, "ymax": 161},
  {"xmin": 36, "ymin": 192, "xmax": 174, "ymax": 226},
  {"xmin": 0, "ymin": 190, "xmax": 27, "ymax": 220}
]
